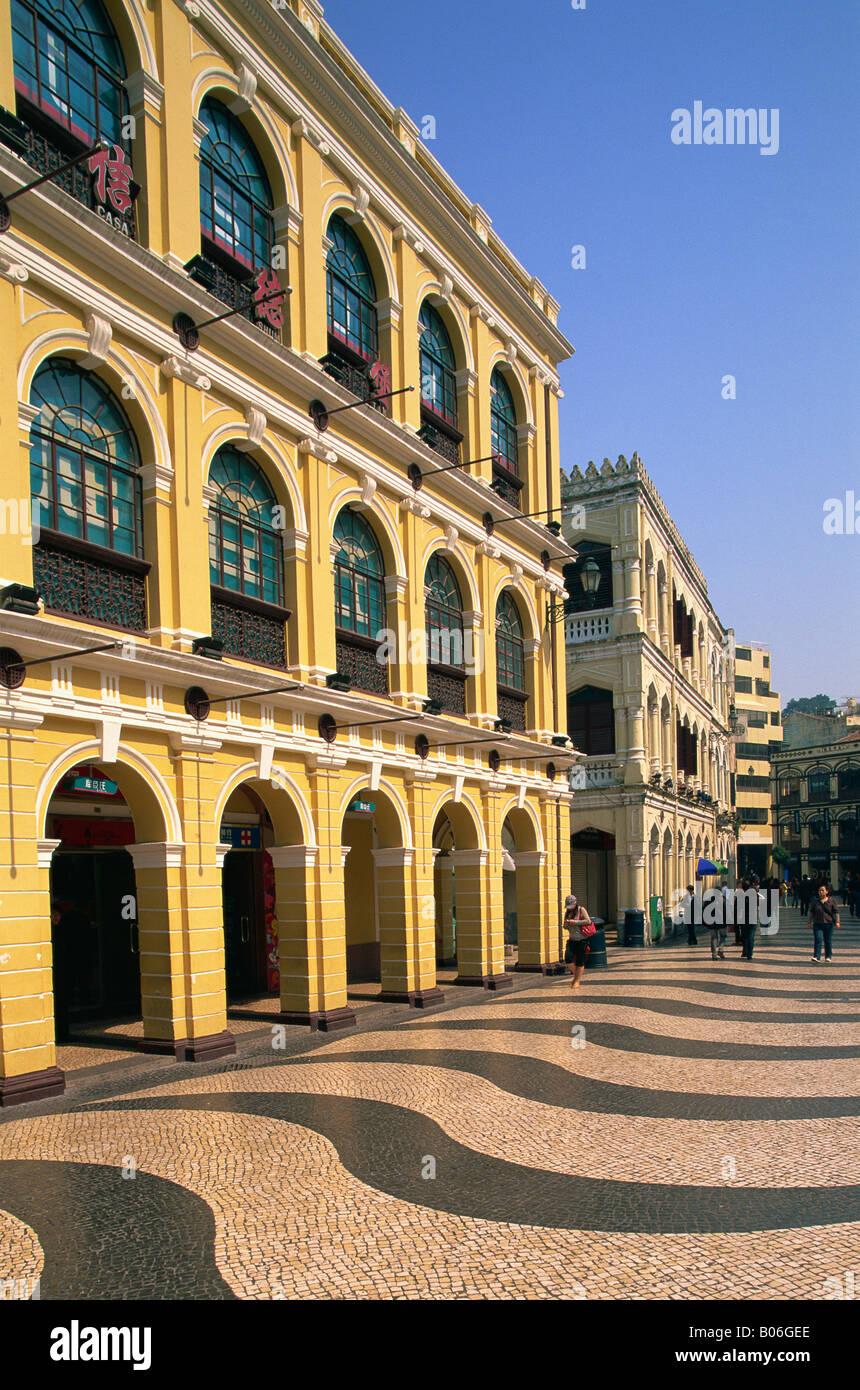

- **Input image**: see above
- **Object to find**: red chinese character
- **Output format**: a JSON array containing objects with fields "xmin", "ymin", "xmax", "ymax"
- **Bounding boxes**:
[
  {"xmin": 369, "ymin": 361, "xmax": 391, "ymax": 399},
  {"xmin": 252, "ymin": 268, "xmax": 285, "ymax": 328},
  {"xmin": 88, "ymin": 144, "xmax": 134, "ymax": 215}
]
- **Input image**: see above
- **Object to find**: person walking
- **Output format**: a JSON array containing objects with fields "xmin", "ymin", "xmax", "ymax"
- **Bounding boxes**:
[
  {"xmin": 708, "ymin": 892, "xmax": 728, "ymax": 962},
  {"xmin": 682, "ymin": 883, "xmax": 699, "ymax": 946},
  {"xmin": 733, "ymin": 878, "xmax": 749, "ymax": 946},
  {"xmin": 808, "ymin": 883, "xmax": 840, "ymax": 962},
  {"xmin": 799, "ymin": 874, "xmax": 812, "ymax": 916},
  {"xmin": 790, "ymin": 877, "xmax": 799, "ymax": 909},
  {"xmin": 739, "ymin": 882, "xmax": 761, "ymax": 961},
  {"xmin": 563, "ymin": 893, "xmax": 593, "ymax": 990}
]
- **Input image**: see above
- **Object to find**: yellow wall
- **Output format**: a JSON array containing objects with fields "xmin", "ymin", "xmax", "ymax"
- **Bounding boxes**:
[{"xmin": 0, "ymin": 0, "xmax": 573, "ymax": 1098}]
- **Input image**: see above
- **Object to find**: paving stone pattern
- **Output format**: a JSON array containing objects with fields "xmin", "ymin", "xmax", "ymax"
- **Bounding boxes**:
[{"xmin": 0, "ymin": 910, "xmax": 858, "ymax": 1299}]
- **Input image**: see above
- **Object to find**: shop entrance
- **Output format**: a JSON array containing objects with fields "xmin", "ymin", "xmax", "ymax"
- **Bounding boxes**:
[
  {"xmin": 571, "ymin": 827, "xmax": 616, "ymax": 922},
  {"xmin": 50, "ymin": 849, "xmax": 140, "ymax": 1037},
  {"xmin": 48, "ymin": 764, "xmax": 141, "ymax": 1042},
  {"xmin": 222, "ymin": 850, "xmax": 268, "ymax": 999},
  {"xmin": 220, "ymin": 785, "xmax": 279, "ymax": 1006}
]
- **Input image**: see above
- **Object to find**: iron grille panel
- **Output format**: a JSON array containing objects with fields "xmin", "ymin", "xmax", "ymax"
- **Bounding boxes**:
[
  {"xmin": 428, "ymin": 665, "xmax": 467, "ymax": 716},
  {"xmin": 336, "ymin": 635, "xmax": 388, "ymax": 695},
  {"xmin": 34, "ymin": 543, "xmax": 147, "ymax": 630},
  {"xmin": 491, "ymin": 461, "xmax": 524, "ymax": 509},
  {"xmin": 418, "ymin": 421, "xmax": 460, "ymax": 465},
  {"xmin": 211, "ymin": 597, "xmax": 286, "ymax": 668},
  {"xmin": 497, "ymin": 687, "xmax": 527, "ymax": 732}
]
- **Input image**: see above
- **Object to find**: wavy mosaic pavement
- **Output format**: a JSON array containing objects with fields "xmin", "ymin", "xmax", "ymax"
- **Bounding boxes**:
[{"xmin": 0, "ymin": 915, "xmax": 857, "ymax": 1298}]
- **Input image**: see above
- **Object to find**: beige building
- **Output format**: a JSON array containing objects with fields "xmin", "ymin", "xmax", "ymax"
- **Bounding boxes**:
[
  {"xmin": 732, "ymin": 641, "xmax": 782, "ymax": 879},
  {"xmin": 772, "ymin": 730, "xmax": 860, "ymax": 883},
  {"xmin": 560, "ymin": 454, "xmax": 736, "ymax": 935}
]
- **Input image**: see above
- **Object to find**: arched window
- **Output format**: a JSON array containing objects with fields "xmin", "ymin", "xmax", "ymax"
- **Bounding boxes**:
[
  {"xmin": 333, "ymin": 507, "xmax": 387, "ymax": 695},
  {"xmin": 207, "ymin": 446, "xmax": 283, "ymax": 606},
  {"xmin": 12, "ymin": 0, "xmax": 128, "ymax": 147},
  {"xmin": 495, "ymin": 591, "xmax": 524, "ymax": 690},
  {"xmin": 199, "ymin": 97, "xmax": 273, "ymax": 271},
  {"xmin": 807, "ymin": 768, "xmax": 830, "ymax": 803},
  {"xmin": 495, "ymin": 591, "xmax": 527, "ymax": 730},
  {"xmin": 426, "ymin": 555, "xmax": 466, "ymax": 715},
  {"xmin": 808, "ymin": 815, "xmax": 830, "ymax": 851},
  {"xmin": 326, "ymin": 215, "xmax": 377, "ymax": 361},
  {"xmin": 30, "ymin": 357, "xmax": 141, "ymax": 554},
  {"xmin": 426, "ymin": 555, "xmax": 464, "ymax": 666},
  {"xmin": 29, "ymin": 356, "xmax": 147, "ymax": 630},
  {"xmin": 490, "ymin": 369, "xmax": 517, "ymax": 472},
  {"xmin": 838, "ymin": 763, "xmax": 860, "ymax": 801},
  {"xmin": 562, "ymin": 539, "xmax": 613, "ymax": 614},
  {"xmin": 334, "ymin": 508, "xmax": 385, "ymax": 639},
  {"xmin": 419, "ymin": 303, "xmax": 457, "ymax": 427},
  {"xmin": 568, "ymin": 686, "xmax": 615, "ymax": 756}
]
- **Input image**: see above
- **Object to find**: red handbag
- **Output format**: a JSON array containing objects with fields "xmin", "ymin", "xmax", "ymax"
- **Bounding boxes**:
[{"xmin": 577, "ymin": 907, "xmax": 597, "ymax": 938}]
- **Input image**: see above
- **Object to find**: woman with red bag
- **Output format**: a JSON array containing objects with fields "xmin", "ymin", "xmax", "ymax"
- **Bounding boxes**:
[{"xmin": 563, "ymin": 893, "xmax": 595, "ymax": 990}]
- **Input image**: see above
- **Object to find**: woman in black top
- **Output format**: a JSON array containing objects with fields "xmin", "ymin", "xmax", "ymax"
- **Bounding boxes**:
[{"xmin": 808, "ymin": 884, "xmax": 840, "ymax": 962}]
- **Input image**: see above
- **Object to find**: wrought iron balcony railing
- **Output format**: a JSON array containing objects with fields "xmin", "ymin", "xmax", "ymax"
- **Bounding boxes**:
[
  {"xmin": 33, "ymin": 533, "xmax": 148, "ymax": 631},
  {"xmin": 497, "ymin": 685, "xmax": 527, "ymax": 732},
  {"xmin": 335, "ymin": 631, "xmax": 389, "ymax": 696},
  {"xmin": 427, "ymin": 664, "xmax": 467, "ymax": 717},
  {"xmin": 210, "ymin": 588, "xmax": 288, "ymax": 669},
  {"xmin": 490, "ymin": 458, "xmax": 524, "ymax": 510}
]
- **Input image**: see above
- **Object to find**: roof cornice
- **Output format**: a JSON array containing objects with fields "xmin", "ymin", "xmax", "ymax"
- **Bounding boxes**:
[{"xmin": 198, "ymin": 0, "xmax": 573, "ymax": 365}]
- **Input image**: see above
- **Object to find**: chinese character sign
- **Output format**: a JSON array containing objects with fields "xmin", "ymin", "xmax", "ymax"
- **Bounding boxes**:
[
  {"xmin": 252, "ymin": 268, "xmax": 285, "ymax": 328},
  {"xmin": 369, "ymin": 361, "xmax": 391, "ymax": 399},
  {"xmin": 88, "ymin": 145, "xmax": 134, "ymax": 215}
]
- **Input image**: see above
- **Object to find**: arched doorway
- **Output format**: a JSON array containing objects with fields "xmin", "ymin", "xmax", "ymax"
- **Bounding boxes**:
[
  {"xmin": 570, "ymin": 826, "xmax": 616, "ymax": 922},
  {"xmin": 503, "ymin": 807, "xmax": 546, "ymax": 972},
  {"xmin": 342, "ymin": 787, "xmax": 426, "ymax": 1003},
  {"xmin": 219, "ymin": 785, "xmax": 278, "ymax": 1003},
  {"xmin": 47, "ymin": 763, "xmax": 140, "ymax": 1041},
  {"xmin": 431, "ymin": 801, "xmax": 483, "ymax": 980}
]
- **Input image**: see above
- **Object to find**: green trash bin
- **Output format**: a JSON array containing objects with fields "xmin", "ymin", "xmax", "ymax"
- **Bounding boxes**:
[{"xmin": 649, "ymin": 895, "xmax": 664, "ymax": 942}]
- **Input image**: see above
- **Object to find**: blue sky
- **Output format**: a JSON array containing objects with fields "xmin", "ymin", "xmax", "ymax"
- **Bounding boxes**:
[{"xmin": 320, "ymin": 0, "xmax": 859, "ymax": 703}]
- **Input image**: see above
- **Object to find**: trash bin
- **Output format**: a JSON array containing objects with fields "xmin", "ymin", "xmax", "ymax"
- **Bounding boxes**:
[
  {"xmin": 585, "ymin": 918, "xmax": 607, "ymax": 968},
  {"xmin": 649, "ymin": 895, "xmax": 664, "ymax": 942},
  {"xmin": 623, "ymin": 908, "xmax": 646, "ymax": 946}
]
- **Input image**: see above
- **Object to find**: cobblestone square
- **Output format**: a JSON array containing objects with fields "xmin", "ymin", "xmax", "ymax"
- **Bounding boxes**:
[{"xmin": 1, "ymin": 911, "xmax": 858, "ymax": 1302}]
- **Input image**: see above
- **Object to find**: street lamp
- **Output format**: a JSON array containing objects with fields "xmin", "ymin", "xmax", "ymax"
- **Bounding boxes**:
[{"xmin": 581, "ymin": 558, "xmax": 601, "ymax": 606}]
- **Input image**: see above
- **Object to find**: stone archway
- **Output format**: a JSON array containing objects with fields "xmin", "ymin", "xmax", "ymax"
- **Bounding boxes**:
[
  {"xmin": 38, "ymin": 749, "xmax": 191, "ymax": 1063},
  {"xmin": 502, "ymin": 806, "xmax": 547, "ymax": 972},
  {"xmin": 432, "ymin": 800, "xmax": 483, "ymax": 976},
  {"xmin": 214, "ymin": 770, "xmax": 352, "ymax": 1032}
]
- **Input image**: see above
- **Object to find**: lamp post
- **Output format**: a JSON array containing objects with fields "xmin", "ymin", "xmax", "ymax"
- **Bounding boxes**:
[{"xmin": 581, "ymin": 558, "xmax": 601, "ymax": 606}]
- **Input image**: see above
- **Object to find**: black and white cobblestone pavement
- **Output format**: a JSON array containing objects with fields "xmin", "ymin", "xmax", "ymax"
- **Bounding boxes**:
[{"xmin": 1, "ymin": 909, "xmax": 858, "ymax": 1300}]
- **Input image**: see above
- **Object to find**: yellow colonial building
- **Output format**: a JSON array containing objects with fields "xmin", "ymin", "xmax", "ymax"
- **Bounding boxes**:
[
  {"xmin": 560, "ymin": 455, "xmax": 737, "ymax": 934},
  {"xmin": 0, "ymin": 0, "xmax": 574, "ymax": 1103},
  {"xmin": 732, "ymin": 640, "xmax": 782, "ymax": 880}
]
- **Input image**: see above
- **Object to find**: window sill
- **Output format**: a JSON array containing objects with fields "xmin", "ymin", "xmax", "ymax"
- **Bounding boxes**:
[
  {"xmin": 210, "ymin": 584, "xmax": 290, "ymax": 623},
  {"xmin": 36, "ymin": 528, "xmax": 149, "ymax": 576}
]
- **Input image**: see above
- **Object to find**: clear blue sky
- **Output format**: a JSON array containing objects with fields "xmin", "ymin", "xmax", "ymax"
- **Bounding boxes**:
[{"xmin": 320, "ymin": 0, "xmax": 859, "ymax": 704}]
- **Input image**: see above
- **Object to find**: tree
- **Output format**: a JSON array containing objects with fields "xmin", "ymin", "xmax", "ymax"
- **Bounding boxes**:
[{"xmin": 782, "ymin": 695, "xmax": 837, "ymax": 717}]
